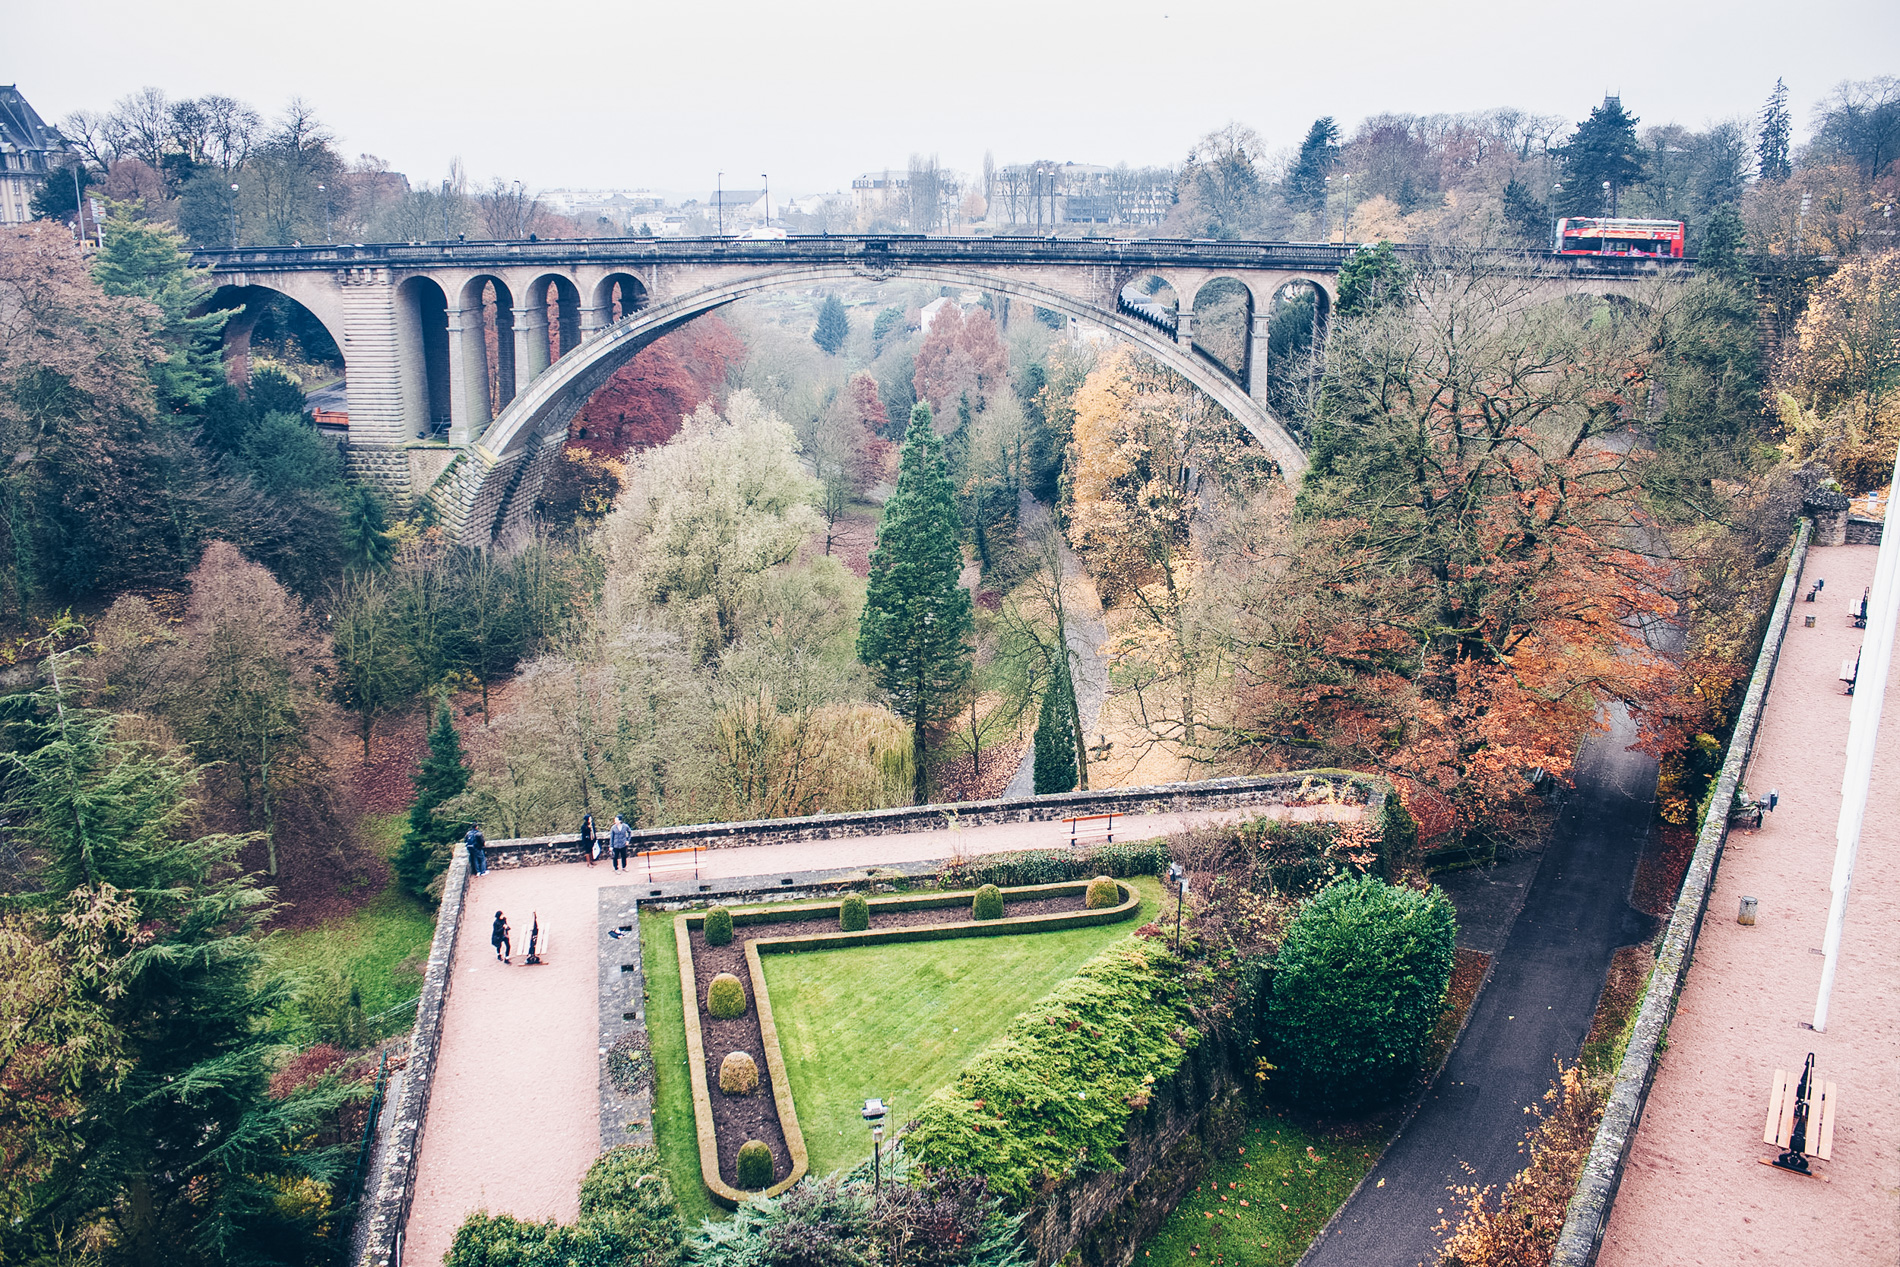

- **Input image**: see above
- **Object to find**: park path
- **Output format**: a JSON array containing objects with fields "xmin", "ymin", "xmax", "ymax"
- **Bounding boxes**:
[
  {"xmin": 1302, "ymin": 703, "xmax": 1659, "ymax": 1267},
  {"xmin": 1600, "ymin": 543, "xmax": 1900, "ymax": 1264},
  {"xmin": 1004, "ymin": 490, "xmax": 1111, "ymax": 798},
  {"xmin": 400, "ymin": 805, "xmax": 1272, "ymax": 1266}
]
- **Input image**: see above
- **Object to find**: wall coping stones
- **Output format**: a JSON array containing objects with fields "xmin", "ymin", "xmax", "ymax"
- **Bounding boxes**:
[
  {"xmin": 599, "ymin": 888, "xmax": 652, "ymax": 1152},
  {"xmin": 1552, "ymin": 518, "xmax": 1812, "ymax": 1266},
  {"xmin": 356, "ymin": 835, "xmax": 472, "ymax": 1267}
]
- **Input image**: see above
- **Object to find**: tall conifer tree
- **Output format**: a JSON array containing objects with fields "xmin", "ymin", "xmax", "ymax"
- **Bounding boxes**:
[
  {"xmin": 394, "ymin": 697, "xmax": 470, "ymax": 899},
  {"xmin": 1757, "ymin": 78, "xmax": 1794, "ymax": 182},
  {"xmin": 1557, "ymin": 96, "xmax": 1646, "ymax": 216},
  {"xmin": 1032, "ymin": 662, "xmax": 1078, "ymax": 795},
  {"xmin": 858, "ymin": 402, "xmax": 974, "ymax": 803},
  {"xmin": 812, "ymin": 293, "xmax": 849, "ymax": 354}
]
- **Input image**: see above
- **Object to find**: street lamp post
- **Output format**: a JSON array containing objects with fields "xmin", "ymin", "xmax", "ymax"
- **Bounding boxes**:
[
  {"xmin": 1603, "ymin": 179, "xmax": 1615, "ymax": 217},
  {"xmin": 317, "ymin": 183, "xmax": 329, "ymax": 242},
  {"xmin": 69, "ymin": 158, "xmax": 86, "ymax": 245},
  {"xmin": 717, "ymin": 171, "xmax": 724, "ymax": 238},
  {"xmin": 1166, "ymin": 863, "xmax": 1188, "ymax": 955},
  {"xmin": 230, "ymin": 183, "xmax": 240, "ymax": 248},
  {"xmin": 762, "ymin": 174, "xmax": 770, "ymax": 229},
  {"xmin": 442, "ymin": 179, "xmax": 451, "ymax": 241},
  {"xmin": 862, "ymin": 1098, "xmax": 888, "ymax": 1191}
]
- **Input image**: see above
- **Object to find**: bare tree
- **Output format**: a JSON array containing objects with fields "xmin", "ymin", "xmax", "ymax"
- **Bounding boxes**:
[{"xmin": 479, "ymin": 178, "xmax": 545, "ymax": 239}]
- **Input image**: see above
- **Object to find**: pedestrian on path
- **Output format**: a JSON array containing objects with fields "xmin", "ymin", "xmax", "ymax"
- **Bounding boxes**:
[
  {"xmin": 466, "ymin": 824, "xmax": 487, "ymax": 876},
  {"xmin": 491, "ymin": 910, "xmax": 511, "ymax": 962},
  {"xmin": 610, "ymin": 814, "xmax": 631, "ymax": 871},
  {"xmin": 581, "ymin": 813, "xmax": 598, "ymax": 867}
]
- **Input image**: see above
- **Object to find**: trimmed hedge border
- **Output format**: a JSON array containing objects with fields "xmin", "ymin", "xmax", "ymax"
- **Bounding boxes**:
[
  {"xmin": 674, "ymin": 881, "xmax": 1140, "ymax": 1208},
  {"xmin": 1552, "ymin": 519, "xmax": 1811, "ymax": 1266}
]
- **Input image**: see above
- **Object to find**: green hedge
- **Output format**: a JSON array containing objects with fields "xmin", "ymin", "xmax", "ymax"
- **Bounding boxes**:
[
  {"xmin": 736, "ymin": 1140, "xmax": 774, "ymax": 1189},
  {"xmin": 839, "ymin": 894, "xmax": 870, "ymax": 932},
  {"xmin": 1266, "ymin": 875, "xmax": 1456, "ymax": 1113},
  {"xmin": 707, "ymin": 973, "xmax": 747, "ymax": 1019},
  {"xmin": 448, "ymin": 1146, "xmax": 682, "ymax": 1266},
  {"xmin": 703, "ymin": 906, "xmax": 733, "ymax": 946},
  {"xmin": 1084, "ymin": 875, "xmax": 1118, "ymax": 909},
  {"xmin": 972, "ymin": 884, "xmax": 1004, "ymax": 920},
  {"xmin": 940, "ymin": 838, "xmax": 1171, "ymax": 889},
  {"xmin": 905, "ymin": 940, "xmax": 1199, "ymax": 1206}
]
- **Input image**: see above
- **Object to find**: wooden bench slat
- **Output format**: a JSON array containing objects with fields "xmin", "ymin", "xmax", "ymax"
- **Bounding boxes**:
[
  {"xmin": 1816, "ymin": 1082, "xmax": 1837, "ymax": 1161},
  {"xmin": 1765, "ymin": 1069, "xmax": 1789, "ymax": 1146}
]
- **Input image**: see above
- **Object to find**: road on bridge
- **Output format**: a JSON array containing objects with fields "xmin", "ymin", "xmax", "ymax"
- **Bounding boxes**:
[{"xmin": 1302, "ymin": 703, "xmax": 1659, "ymax": 1267}]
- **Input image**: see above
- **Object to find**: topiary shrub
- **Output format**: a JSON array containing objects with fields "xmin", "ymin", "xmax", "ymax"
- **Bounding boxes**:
[
  {"xmin": 736, "ymin": 1139, "xmax": 774, "ymax": 1189},
  {"xmin": 703, "ymin": 906, "xmax": 734, "ymax": 946},
  {"xmin": 1085, "ymin": 875, "xmax": 1120, "ymax": 909},
  {"xmin": 971, "ymin": 883, "xmax": 1004, "ymax": 921},
  {"xmin": 839, "ymin": 894, "xmax": 870, "ymax": 932},
  {"xmin": 1266, "ymin": 874, "xmax": 1456, "ymax": 1114},
  {"xmin": 719, "ymin": 1050, "xmax": 760, "ymax": 1096},
  {"xmin": 706, "ymin": 972, "xmax": 747, "ymax": 1019}
]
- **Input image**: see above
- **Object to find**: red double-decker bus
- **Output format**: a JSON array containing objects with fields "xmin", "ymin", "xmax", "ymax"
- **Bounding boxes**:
[{"xmin": 1553, "ymin": 217, "xmax": 1685, "ymax": 258}]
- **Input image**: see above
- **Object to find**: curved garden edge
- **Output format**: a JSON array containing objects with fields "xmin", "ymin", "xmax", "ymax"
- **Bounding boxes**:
[{"xmin": 676, "ymin": 880, "xmax": 1142, "ymax": 1209}]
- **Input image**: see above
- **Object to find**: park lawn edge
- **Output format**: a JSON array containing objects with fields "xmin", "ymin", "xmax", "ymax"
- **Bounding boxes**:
[{"xmin": 678, "ymin": 881, "xmax": 1140, "ymax": 1208}]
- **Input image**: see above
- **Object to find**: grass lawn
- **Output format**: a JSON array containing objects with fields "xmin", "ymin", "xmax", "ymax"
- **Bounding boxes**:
[
  {"xmin": 1137, "ymin": 1112, "xmax": 1381, "ymax": 1267},
  {"xmin": 763, "ymin": 877, "xmax": 1163, "ymax": 1178},
  {"xmin": 266, "ymin": 814, "xmax": 436, "ymax": 1029},
  {"xmin": 641, "ymin": 908, "xmax": 722, "ymax": 1230}
]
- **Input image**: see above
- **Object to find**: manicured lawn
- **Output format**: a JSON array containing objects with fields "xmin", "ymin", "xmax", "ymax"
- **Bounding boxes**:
[
  {"xmin": 640, "ymin": 909, "xmax": 722, "ymax": 1230},
  {"xmin": 1138, "ymin": 1112, "xmax": 1380, "ymax": 1267},
  {"xmin": 762, "ymin": 877, "xmax": 1162, "ymax": 1178},
  {"xmin": 266, "ymin": 813, "xmax": 436, "ymax": 1030}
]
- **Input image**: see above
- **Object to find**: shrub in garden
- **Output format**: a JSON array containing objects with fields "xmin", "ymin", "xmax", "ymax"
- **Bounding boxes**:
[
  {"xmin": 707, "ymin": 972, "xmax": 747, "ymax": 1019},
  {"xmin": 1266, "ymin": 874, "xmax": 1456, "ymax": 1113},
  {"xmin": 1085, "ymin": 876, "xmax": 1119, "ymax": 909},
  {"xmin": 704, "ymin": 906, "xmax": 734, "ymax": 946},
  {"xmin": 736, "ymin": 1139, "xmax": 774, "ymax": 1189},
  {"xmin": 719, "ymin": 1050, "xmax": 760, "ymax": 1095},
  {"xmin": 839, "ymin": 894, "xmax": 870, "ymax": 931},
  {"xmin": 972, "ymin": 883, "xmax": 1004, "ymax": 921},
  {"xmin": 940, "ymin": 838, "xmax": 1171, "ymax": 889},
  {"xmin": 447, "ymin": 1146, "xmax": 683, "ymax": 1266}
]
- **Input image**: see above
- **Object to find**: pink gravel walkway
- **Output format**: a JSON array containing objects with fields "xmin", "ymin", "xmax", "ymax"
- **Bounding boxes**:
[
  {"xmin": 401, "ymin": 805, "xmax": 1270, "ymax": 1265},
  {"xmin": 1600, "ymin": 544, "xmax": 1900, "ymax": 1264}
]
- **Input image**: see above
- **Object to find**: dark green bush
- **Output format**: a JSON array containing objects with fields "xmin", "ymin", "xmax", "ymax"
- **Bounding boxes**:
[
  {"xmin": 707, "ymin": 972, "xmax": 747, "ymax": 1019},
  {"xmin": 940, "ymin": 838, "xmax": 1170, "ymax": 889},
  {"xmin": 1084, "ymin": 876, "xmax": 1119, "ymax": 909},
  {"xmin": 447, "ymin": 1145, "xmax": 684, "ymax": 1266},
  {"xmin": 577, "ymin": 1146, "xmax": 684, "ymax": 1257},
  {"xmin": 736, "ymin": 1139, "xmax": 774, "ymax": 1189},
  {"xmin": 906, "ymin": 941, "xmax": 1201, "ymax": 1206},
  {"xmin": 839, "ymin": 894, "xmax": 870, "ymax": 932},
  {"xmin": 972, "ymin": 884, "xmax": 1004, "ymax": 921},
  {"xmin": 703, "ymin": 906, "xmax": 734, "ymax": 946},
  {"xmin": 1266, "ymin": 874, "xmax": 1456, "ymax": 1113}
]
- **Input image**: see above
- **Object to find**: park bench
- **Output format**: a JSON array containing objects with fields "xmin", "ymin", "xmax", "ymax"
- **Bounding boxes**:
[
  {"xmin": 1762, "ymin": 1055, "xmax": 1837, "ymax": 1176},
  {"xmin": 1840, "ymin": 658, "xmax": 1860, "ymax": 694},
  {"xmin": 1062, "ymin": 811, "xmax": 1118, "ymax": 847}
]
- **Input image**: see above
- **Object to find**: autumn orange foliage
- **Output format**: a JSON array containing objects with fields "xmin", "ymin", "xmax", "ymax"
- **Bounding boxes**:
[
  {"xmin": 568, "ymin": 316, "xmax": 744, "ymax": 456},
  {"xmin": 912, "ymin": 303, "xmax": 1009, "ymax": 412}
]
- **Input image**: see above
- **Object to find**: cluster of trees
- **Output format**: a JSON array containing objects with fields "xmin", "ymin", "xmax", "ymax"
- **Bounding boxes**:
[
  {"xmin": 43, "ymin": 86, "xmax": 605, "ymax": 248},
  {"xmin": 1173, "ymin": 77, "xmax": 1900, "ymax": 258}
]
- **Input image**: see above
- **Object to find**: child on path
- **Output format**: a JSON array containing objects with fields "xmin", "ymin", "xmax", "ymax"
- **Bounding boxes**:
[
  {"xmin": 491, "ymin": 910, "xmax": 511, "ymax": 963},
  {"xmin": 610, "ymin": 814, "xmax": 631, "ymax": 871}
]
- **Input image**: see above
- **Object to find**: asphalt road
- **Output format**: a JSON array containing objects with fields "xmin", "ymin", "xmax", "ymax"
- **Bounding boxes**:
[{"xmin": 1302, "ymin": 703, "xmax": 1661, "ymax": 1267}]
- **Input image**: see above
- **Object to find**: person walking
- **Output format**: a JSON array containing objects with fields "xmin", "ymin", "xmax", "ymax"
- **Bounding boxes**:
[
  {"xmin": 581, "ymin": 812, "xmax": 598, "ymax": 867},
  {"xmin": 465, "ymin": 824, "xmax": 488, "ymax": 876},
  {"xmin": 491, "ymin": 910, "xmax": 511, "ymax": 963},
  {"xmin": 610, "ymin": 813, "xmax": 631, "ymax": 871}
]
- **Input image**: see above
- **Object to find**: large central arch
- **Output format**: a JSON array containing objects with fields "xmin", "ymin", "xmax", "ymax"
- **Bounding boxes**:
[{"xmin": 477, "ymin": 262, "xmax": 1311, "ymax": 474}]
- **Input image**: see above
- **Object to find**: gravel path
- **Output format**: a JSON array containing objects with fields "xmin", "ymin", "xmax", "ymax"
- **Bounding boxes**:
[
  {"xmin": 1600, "ymin": 543, "xmax": 1900, "ymax": 1264},
  {"xmin": 1004, "ymin": 491, "xmax": 1111, "ymax": 798}
]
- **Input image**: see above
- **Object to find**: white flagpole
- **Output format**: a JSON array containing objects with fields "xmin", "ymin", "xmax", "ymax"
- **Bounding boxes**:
[{"xmin": 1814, "ymin": 444, "xmax": 1900, "ymax": 1032}]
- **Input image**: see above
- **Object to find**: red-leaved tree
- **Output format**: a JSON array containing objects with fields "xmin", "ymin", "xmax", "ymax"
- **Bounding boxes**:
[
  {"xmin": 912, "ymin": 304, "xmax": 1009, "ymax": 413},
  {"xmin": 569, "ymin": 316, "xmax": 744, "ymax": 455}
]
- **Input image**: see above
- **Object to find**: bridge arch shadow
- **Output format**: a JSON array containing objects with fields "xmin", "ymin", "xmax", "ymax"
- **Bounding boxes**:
[
  {"xmin": 437, "ymin": 261, "xmax": 1311, "ymax": 542},
  {"xmin": 204, "ymin": 283, "xmax": 347, "ymax": 407}
]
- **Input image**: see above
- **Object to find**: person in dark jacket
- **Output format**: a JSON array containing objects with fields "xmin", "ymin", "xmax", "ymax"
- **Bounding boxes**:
[
  {"xmin": 491, "ymin": 910, "xmax": 511, "ymax": 962},
  {"xmin": 609, "ymin": 814, "xmax": 631, "ymax": 871},
  {"xmin": 465, "ymin": 824, "xmax": 487, "ymax": 875},
  {"xmin": 581, "ymin": 813, "xmax": 598, "ymax": 867}
]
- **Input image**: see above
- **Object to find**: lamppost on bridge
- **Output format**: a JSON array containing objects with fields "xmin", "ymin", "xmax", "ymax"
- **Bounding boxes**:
[
  {"xmin": 1323, "ymin": 175, "xmax": 1331, "ymax": 244},
  {"xmin": 317, "ymin": 183, "xmax": 329, "ymax": 243},
  {"xmin": 230, "ymin": 183, "xmax": 240, "ymax": 249},
  {"xmin": 68, "ymin": 156, "xmax": 86, "ymax": 247},
  {"xmin": 1603, "ymin": 180, "xmax": 1616, "ymax": 217},
  {"xmin": 716, "ymin": 171, "xmax": 724, "ymax": 237},
  {"xmin": 762, "ymin": 173, "xmax": 769, "ymax": 229}
]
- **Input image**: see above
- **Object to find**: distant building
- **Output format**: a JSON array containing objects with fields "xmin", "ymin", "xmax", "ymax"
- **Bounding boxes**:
[
  {"xmin": 0, "ymin": 85, "xmax": 70, "ymax": 226},
  {"xmin": 851, "ymin": 171, "xmax": 908, "ymax": 221}
]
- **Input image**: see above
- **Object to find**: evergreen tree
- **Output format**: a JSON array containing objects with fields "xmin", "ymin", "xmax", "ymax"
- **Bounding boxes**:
[
  {"xmin": 1557, "ymin": 95, "xmax": 1646, "ymax": 217},
  {"xmin": 1500, "ymin": 176, "xmax": 1552, "ymax": 246},
  {"xmin": 858, "ymin": 402, "xmax": 974, "ymax": 804},
  {"xmin": 1695, "ymin": 205, "xmax": 1750, "ymax": 283},
  {"xmin": 1031, "ymin": 661, "xmax": 1077, "ymax": 794},
  {"xmin": 812, "ymin": 293, "xmax": 849, "ymax": 355},
  {"xmin": 394, "ymin": 698, "xmax": 471, "ymax": 899},
  {"xmin": 1286, "ymin": 117, "xmax": 1341, "ymax": 213},
  {"xmin": 90, "ymin": 204, "xmax": 229, "ymax": 417},
  {"xmin": 341, "ymin": 483, "xmax": 395, "ymax": 573},
  {"xmin": 1336, "ymin": 241, "xmax": 1411, "ymax": 318},
  {"xmin": 1756, "ymin": 78, "xmax": 1793, "ymax": 182},
  {"xmin": 1, "ymin": 640, "xmax": 351, "ymax": 1267}
]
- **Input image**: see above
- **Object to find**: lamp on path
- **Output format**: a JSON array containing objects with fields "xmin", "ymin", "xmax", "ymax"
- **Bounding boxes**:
[{"xmin": 862, "ymin": 1098, "xmax": 888, "ymax": 1190}]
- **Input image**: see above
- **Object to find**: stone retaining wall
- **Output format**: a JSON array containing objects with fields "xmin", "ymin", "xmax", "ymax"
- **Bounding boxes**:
[
  {"xmin": 1845, "ymin": 514, "xmax": 1884, "ymax": 545},
  {"xmin": 1552, "ymin": 518, "xmax": 1812, "ymax": 1265},
  {"xmin": 480, "ymin": 772, "xmax": 1381, "ymax": 869},
  {"xmin": 356, "ymin": 840, "xmax": 471, "ymax": 1267}
]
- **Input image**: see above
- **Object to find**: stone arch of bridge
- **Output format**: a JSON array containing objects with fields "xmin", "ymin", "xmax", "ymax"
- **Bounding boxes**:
[
  {"xmin": 395, "ymin": 274, "xmax": 452, "ymax": 436},
  {"xmin": 1188, "ymin": 275, "xmax": 1257, "ymax": 387},
  {"xmin": 519, "ymin": 271, "xmax": 585, "ymax": 381},
  {"xmin": 204, "ymin": 281, "xmax": 349, "ymax": 398},
  {"xmin": 452, "ymin": 274, "xmax": 516, "ymax": 442},
  {"xmin": 475, "ymin": 261, "xmax": 1310, "ymax": 477}
]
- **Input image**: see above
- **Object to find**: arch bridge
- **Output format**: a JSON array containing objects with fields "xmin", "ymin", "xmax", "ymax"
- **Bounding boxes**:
[{"xmin": 193, "ymin": 236, "xmax": 1685, "ymax": 543}]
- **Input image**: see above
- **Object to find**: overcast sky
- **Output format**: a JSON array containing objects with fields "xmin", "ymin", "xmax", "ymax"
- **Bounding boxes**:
[{"xmin": 12, "ymin": 0, "xmax": 1897, "ymax": 196}]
